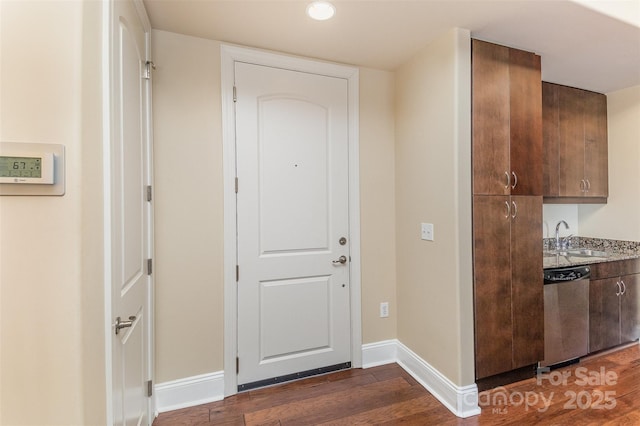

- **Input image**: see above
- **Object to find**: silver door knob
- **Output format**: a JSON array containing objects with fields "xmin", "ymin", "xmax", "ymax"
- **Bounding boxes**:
[
  {"xmin": 332, "ymin": 255, "xmax": 347, "ymax": 264},
  {"xmin": 115, "ymin": 316, "xmax": 136, "ymax": 335}
]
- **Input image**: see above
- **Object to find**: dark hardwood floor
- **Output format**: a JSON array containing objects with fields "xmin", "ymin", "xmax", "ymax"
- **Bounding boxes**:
[{"xmin": 153, "ymin": 344, "xmax": 640, "ymax": 425}]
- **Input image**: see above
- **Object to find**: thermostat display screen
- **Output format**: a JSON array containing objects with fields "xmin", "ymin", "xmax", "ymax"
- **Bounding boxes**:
[
  {"xmin": 0, "ymin": 143, "xmax": 61, "ymax": 193},
  {"xmin": 0, "ymin": 156, "xmax": 42, "ymax": 178}
]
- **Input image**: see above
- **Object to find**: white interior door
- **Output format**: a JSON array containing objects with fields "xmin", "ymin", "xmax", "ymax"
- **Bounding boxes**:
[
  {"xmin": 110, "ymin": 0, "xmax": 152, "ymax": 424},
  {"xmin": 235, "ymin": 62, "xmax": 351, "ymax": 390}
]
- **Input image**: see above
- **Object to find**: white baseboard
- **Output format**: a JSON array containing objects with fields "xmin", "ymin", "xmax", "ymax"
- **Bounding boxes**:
[
  {"xmin": 155, "ymin": 341, "xmax": 480, "ymax": 418},
  {"xmin": 362, "ymin": 339, "xmax": 398, "ymax": 368},
  {"xmin": 155, "ymin": 371, "xmax": 224, "ymax": 413},
  {"xmin": 363, "ymin": 339, "xmax": 480, "ymax": 418}
]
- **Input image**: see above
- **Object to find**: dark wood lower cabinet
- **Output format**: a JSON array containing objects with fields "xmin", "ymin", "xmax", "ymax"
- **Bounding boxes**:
[
  {"xmin": 510, "ymin": 196, "xmax": 544, "ymax": 367},
  {"xmin": 620, "ymin": 274, "xmax": 640, "ymax": 343},
  {"xmin": 589, "ymin": 270, "xmax": 640, "ymax": 353},
  {"xmin": 473, "ymin": 196, "xmax": 512, "ymax": 379},
  {"xmin": 473, "ymin": 195, "xmax": 543, "ymax": 380},
  {"xmin": 589, "ymin": 277, "xmax": 622, "ymax": 352}
]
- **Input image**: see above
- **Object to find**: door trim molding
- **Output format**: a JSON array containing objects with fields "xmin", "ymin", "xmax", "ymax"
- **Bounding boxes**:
[{"xmin": 221, "ymin": 44, "xmax": 361, "ymax": 396}]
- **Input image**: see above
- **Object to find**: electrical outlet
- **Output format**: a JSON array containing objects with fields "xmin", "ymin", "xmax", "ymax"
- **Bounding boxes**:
[
  {"xmin": 380, "ymin": 302, "xmax": 389, "ymax": 318},
  {"xmin": 421, "ymin": 223, "xmax": 434, "ymax": 241}
]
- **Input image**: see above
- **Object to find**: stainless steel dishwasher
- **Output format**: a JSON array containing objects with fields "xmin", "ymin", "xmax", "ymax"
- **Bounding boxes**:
[{"xmin": 540, "ymin": 265, "xmax": 591, "ymax": 368}]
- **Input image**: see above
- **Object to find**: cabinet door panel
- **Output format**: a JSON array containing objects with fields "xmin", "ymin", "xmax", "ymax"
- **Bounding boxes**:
[
  {"xmin": 542, "ymin": 83, "xmax": 560, "ymax": 196},
  {"xmin": 621, "ymin": 274, "xmax": 640, "ymax": 343},
  {"xmin": 473, "ymin": 195, "xmax": 512, "ymax": 378},
  {"xmin": 543, "ymin": 83, "xmax": 608, "ymax": 201},
  {"xmin": 583, "ymin": 91, "xmax": 608, "ymax": 198},
  {"xmin": 589, "ymin": 278, "xmax": 621, "ymax": 352},
  {"xmin": 558, "ymin": 86, "xmax": 585, "ymax": 197},
  {"xmin": 472, "ymin": 40, "xmax": 510, "ymax": 196},
  {"xmin": 510, "ymin": 196, "xmax": 544, "ymax": 367},
  {"xmin": 509, "ymin": 50, "xmax": 542, "ymax": 196}
]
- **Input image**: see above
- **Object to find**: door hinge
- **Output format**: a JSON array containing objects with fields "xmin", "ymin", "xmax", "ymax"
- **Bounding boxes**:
[
  {"xmin": 143, "ymin": 61, "xmax": 155, "ymax": 80},
  {"xmin": 235, "ymin": 177, "xmax": 238, "ymax": 194},
  {"xmin": 147, "ymin": 259, "xmax": 153, "ymax": 275},
  {"xmin": 236, "ymin": 357, "xmax": 239, "ymax": 374},
  {"xmin": 146, "ymin": 185, "xmax": 152, "ymax": 202},
  {"xmin": 147, "ymin": 380, "xmax": 153, "ymax": 397},
  {"xmin": 236, "ymin": 265, "xmax": 239, "ymax": 282},
  {"xmin": 233, "ymin": 86, "xmax": 237, "ymax": 102}
]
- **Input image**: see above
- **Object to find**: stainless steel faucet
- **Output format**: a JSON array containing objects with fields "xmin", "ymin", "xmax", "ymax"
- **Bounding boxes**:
[{"xmin": 555, "ymin": 220, "xmax": 570, "ymax": 250}]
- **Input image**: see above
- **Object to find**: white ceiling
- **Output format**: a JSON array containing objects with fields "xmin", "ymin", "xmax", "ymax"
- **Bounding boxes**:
[{"xmin": 143, "ymin": 0, "xmax": 640, "ymax": 94}]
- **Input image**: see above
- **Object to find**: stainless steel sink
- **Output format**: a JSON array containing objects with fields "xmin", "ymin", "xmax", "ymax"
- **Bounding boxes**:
[
  {"xmin": 561, "ymin": 249, "xmax": 609, "ymax": 258},
  {"xmin": 544, "ymin": 248, "xmax": 610, "ymax": 259}
]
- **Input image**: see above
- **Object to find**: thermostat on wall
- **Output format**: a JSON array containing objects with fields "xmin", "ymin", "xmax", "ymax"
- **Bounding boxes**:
[
  {"xmin": 0, "ymin": 153, "xmax": 54, "ymax": 184},
  {"xmin": 0, "ymin": 142, "xmax": 65, "ymax": 196}
]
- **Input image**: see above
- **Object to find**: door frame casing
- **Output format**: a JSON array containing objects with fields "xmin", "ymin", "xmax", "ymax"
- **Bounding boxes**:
[{"xmin": 221, "ymin": 44, "xmax": 362, "ymax": 396}]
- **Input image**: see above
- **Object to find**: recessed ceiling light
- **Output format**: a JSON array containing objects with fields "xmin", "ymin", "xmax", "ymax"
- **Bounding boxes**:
[{"xmin": 306, "ymin": 1, "xmax": 336, "ymax": 21}]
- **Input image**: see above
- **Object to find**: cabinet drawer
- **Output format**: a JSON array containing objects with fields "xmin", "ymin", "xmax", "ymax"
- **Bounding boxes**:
[{"xmin": 590, "ymin": 258, "xmax": 640, "ymax": 280}]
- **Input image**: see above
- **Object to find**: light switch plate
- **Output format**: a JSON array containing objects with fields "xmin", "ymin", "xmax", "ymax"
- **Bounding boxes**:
[{"xmin": 421, "ymin": 223, "xmax": 434, "ymax": 241}]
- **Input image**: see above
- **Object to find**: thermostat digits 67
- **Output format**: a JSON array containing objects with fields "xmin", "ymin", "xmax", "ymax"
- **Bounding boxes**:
[
  {"xmin": 0, "ymin": 153, "xmax": 54, "ymax": 184},
  {"xmin": 0, "ymin": 142, "xmax": 64, "ymax": 196}
]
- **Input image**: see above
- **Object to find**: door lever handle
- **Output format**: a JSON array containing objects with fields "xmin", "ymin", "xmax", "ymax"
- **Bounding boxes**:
[
  {"xmin": 332, "ymin": 255, "xmax": 347, "ymax": 265},
  {"xmin": 115, "ymin": 316, "xmax": 136, "ymax": 335}
]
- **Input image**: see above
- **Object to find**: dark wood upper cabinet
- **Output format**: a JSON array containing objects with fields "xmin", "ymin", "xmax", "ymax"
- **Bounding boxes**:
[
  {"xmin": 508, "ymin": 49, "xmax": 543, "ymax": 196},
  {"xmin": 472, "ymin": 39, "xmax": 542, "ymax": 196},
  {"xmin": 583, "ymin": 90, "xmax": 608, "ymax": 198},
  {"xmin": 472, "ymin": 40, "xmax": 510, "ymax": 195},
  {"xmin": 542, "ymin": 83, "xmax": 560, "ymax": 196},
  {"xmin": 558, "ymin": 84, "xmax": 585, "ymax": 197},
  {"xmin": 543, "ymin": 82, "xmax": 608, "ymax": 203}
]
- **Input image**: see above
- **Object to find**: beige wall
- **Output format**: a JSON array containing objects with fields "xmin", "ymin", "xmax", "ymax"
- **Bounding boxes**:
[
  {"xmin": 359, "ymin": 68, "xmax": 397, "ymax": 343},
  {"xmin": 0, "ymin": 1, "xmax": 105, "ymax": 424},
  {"xmin": 152, "ymin": 30, "xmax": 397, "ymax": 383},
  {"xmin": 394, "ymin": 28, "xmax": 475, "ymax": 386},
  {"xmin": 152, "ymin": 30, "xmax": 225, "ymax": 383},
  {"xmin": 579, "ymin": 85, "xmax": 640, "ymax": 240}
]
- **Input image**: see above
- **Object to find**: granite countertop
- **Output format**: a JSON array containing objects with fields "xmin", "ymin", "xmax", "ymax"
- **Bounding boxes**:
[{"xmin": 543, "ymin": 237, "xmax": 640, "ymax": 269}]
